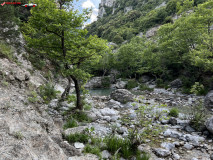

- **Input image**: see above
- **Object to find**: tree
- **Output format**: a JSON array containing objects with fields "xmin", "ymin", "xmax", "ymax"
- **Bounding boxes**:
[{"xmin": 23, "ymin": 0, "xmax": 108, "ymax": 110}]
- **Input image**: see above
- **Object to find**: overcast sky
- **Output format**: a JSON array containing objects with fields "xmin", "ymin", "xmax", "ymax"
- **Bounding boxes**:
[{"xmin": 73, "ymin": 0, "xmax": 101, "ymax": 24}]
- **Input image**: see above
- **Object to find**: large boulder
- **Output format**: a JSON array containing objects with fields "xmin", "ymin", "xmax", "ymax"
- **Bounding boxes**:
[
  {"xmin": 170, "ymin": 79, "xmax": 183, "ymax": 88},
  {"xmin": 85, "ymin": 77, "xmax": 102, "ymax": 88},
  {"xmin": 115, "ymin": 81, "xmax": 127, "ymax": 89},
  {"xmin": 110, "ymin": 89, "xmax": 134, "ymax": 103},
  {"xmin": 204, "ymin": 90, "xmax": 213, "ymax": 111},
  {"xmin": 205, "ymin": 116, "xmax": 213, "ymax": 134}
]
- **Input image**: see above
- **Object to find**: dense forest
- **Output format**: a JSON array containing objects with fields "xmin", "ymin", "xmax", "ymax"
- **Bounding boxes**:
[{"xmin": 87, "ymin": 0, "xmax": 213, "ymax": 95}]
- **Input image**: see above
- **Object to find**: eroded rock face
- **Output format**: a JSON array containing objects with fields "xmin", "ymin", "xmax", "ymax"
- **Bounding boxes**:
[
  {"xmin": 115, "ymin": 81, "xmax": 127, "ymax": 89},
  {"xmin": 205, "ymin": 116, "xmax": 213, "ymax": 134},
  {"xmin": 110, "ymin": 89, "xmax": 134, "ymax": 103},
  {"xmin": 204, "ymin": 90, "xmax": 213, "ymax": 111}
]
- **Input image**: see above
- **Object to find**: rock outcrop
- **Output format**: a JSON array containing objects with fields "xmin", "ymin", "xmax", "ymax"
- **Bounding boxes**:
[
  {"xmin": 204, "ymin": 90, "xmax": 213, "ymax": 111},
  {"xmin": 110, "ymin": 89, "xmax": 134, "ymax": 103}
]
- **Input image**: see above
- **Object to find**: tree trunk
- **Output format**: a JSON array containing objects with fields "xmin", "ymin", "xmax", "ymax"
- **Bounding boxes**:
[
  {"xmin": 60, "ymin": 76, "xmax": 72, "ymax": 101},
  {"xmin": 70, "ymin": 75, "xmax": 83, "ymax": 110}
]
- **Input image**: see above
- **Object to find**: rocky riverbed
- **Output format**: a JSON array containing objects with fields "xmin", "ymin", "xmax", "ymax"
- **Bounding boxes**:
[{"xmin": 48, "ymin": 83, "xmax": 213, "ymax": 160}]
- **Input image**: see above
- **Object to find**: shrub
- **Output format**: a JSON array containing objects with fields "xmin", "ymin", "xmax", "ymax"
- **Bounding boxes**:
[
  {"xmin": 84, "ymin": 104, "xmax": 92, "ymax": 111},
  {"xmin": 101, "ymin": 76, "xmax": 111, "ymax": 88},
  {"xmin": 189, "ymin": 102, "xmax": 207, "ymax": 131},
  {"xmin": 65, "ymin": 133, "xmax": 89, "ymax": 143},
  {"xmin": 28, "ymin": 91, "xmax": 39, "ymax": 103},
  {"xmin": 71, "ymin": 111, "xmax": 91, "ymax": 122},
  {"xmin": 126, "ymin": 79, "xmax": 138, "ymax": 89},
  {"xmin": 63, "ymin": 119, "xmax": 78, "ymax": 129},
  {"xmin": 190, "ymin": 82, "xmax": 207, "ymax": 95},
  {"xmin": 156, "ymin": 78, "xmax": 164, "ymax": 88},
  {"xmin": 139, "ymin": 84, "xmax": 154, "ymax": 91},
  {"xmin": 0, "ymin": 41, "xmax": 15, "ymax": 61},
  {"xmin": 39, "ymin": 83, "xmax": 60, "ymax": 104},
  {"xmin": 83, "ymin": 144, "xmax": 102, "ymax": 158},
  {"xmin": 168, "ymin": 108, "xmax": 179, "ymax": 117}
]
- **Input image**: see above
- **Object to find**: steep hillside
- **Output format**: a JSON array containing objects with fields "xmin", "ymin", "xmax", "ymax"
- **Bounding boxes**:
[
  {"xmin": 86, "ymin": 0, "xmax": 213, "ymax": 94},
  {"xmin": 87, "ymin": 0, "xmax": 207, "ymax": 44}
]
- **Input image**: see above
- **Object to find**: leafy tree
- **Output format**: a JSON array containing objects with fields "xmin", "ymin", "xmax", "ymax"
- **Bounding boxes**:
[{"xmin": 23, "ymin": 0, "xmax": 108, "ymax": 110}]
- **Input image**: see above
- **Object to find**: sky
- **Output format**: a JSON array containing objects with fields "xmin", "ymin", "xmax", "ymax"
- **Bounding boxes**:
[{"xmin": 73, "ymin": 0, "xmax": 101, "ymax": 24}]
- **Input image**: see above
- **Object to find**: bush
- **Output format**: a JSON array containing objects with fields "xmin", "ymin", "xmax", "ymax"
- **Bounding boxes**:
[
  {"xmin": 84, "ymin": 145, "xmax": 102, "ymax": 158},
  {"xmin": 126, "ymin": 79, "xmax": 138, "ymax": 89},
  {"xmin": 190, "ymin": 82, "xmax": 207, "ymax": 95},
  {"xmin": 0, "ymin": 41, "xmax": 15, "ymax": 61},
  {"xmin": 189, "ymin": 102, "xmax": 207, "ymax": 131},
  {"xmin": 63, "ymin": 118, "xmax": 78, "ymax": 129},
  {"xmin": 101, "ymin": 76, "xmax": 111, "ymax": 88},
  {"xmin": 39, "ymin": 83, "xmax": 60, "ymax": 104},
  {"xmin": 71, "ymin": 111, "xmax": 91, "ymax": 122},
  {"xmin": 65, "ymin": 133, "xmax": 89, "ymax": 144},
  {"xmin": 139, "ymin": 84, "xmax": 154, "ymax": 91},
  {"xmin": 168, "ymin": 108, "xmax": 179, "ymax": 117}
]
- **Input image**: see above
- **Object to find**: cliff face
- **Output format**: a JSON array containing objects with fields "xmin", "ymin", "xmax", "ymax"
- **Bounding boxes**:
[{"xmin": 98, "ymin": 0, "xmax": 116, "ymax": 18}]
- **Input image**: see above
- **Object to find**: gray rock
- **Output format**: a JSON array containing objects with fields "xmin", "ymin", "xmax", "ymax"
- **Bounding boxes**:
[
  {"xmin": 110, "ymin": 89, "xmax": 134, "ymax": 103},
  {"xmin": 173, "ymin": 153, "xmax": 180, "ymax": 160},
  {"xmin": 191, "ymin": 158, "xmax": 198, "ymax": 160},
  {"xmin": 64, "ymin": 126, "xmax": 87, "ymax": 137},
  {"xmin": 68, "ymin": 154, "xmax": 99, "ymax": 160},
  {"xmin": 184, "ymin": 134, "xmax": 205, "ymax": 145},
  {"xmin": 85, "ymin": 77, "xmax": 102, "ymax": 88},
  {"xmin": 163, "ymin": 129, "xmax": 182, "ymax": 138},
  {"xmin": 161, "ymin": 142, "xmax": 175, "ymax": 151},
  {"xmin": 184, "ymin": 125, "xmax": 195, "ymax": 133},
  {"xmin": 183, "ymin": 143, "xmax": 193, "ymax": 150},
  {"xmin": 101, "ymin": 150, "xmax": 111, "ymax": 159},
  {"xmin": 210, "ymin": 153, "xmax": 213, "ymax": 160},
  {"xmin": 115, "ymin": 81, "xmax": 127, "ymax": 89},
  {"xmin": 117, "ymin": 127, "xmax": 128, "ymax": 134},
  {"xmin": 169, "ymin": 117, "xmax": 177, "ymax": 126},
  {"xmin": 153, "ymin": 148, "xmax": 171, "ymax": 157},
  {"xmin": 100, "ymin": 108, "xmax": 119, "ymax": 117},
  {"xmin": 74, "ymin": 142, "xmax": 84, "ymax": 149},
  {"xmin": 106, "ymin": 99, "xmax": 122, "ymax": 109},
  {"xmin": 205, "ymin": 116, "xmax": 213, "ymax": 134},
  {"xmin": 204, "ymin": 90, "xmax": 213, "ymax": 110},
  {"xmin": 170, "ymin": 79, "xmax": 183, "ymax": 88}
]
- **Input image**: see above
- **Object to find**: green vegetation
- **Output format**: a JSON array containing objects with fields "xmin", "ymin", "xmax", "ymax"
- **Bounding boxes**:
[
  {"xmin": 87, "ymin": 0, "xmax": 212, "ymax": 93},
  {"xmin": 101, "ymin": 76, "xmax": 111, "ymax": 88},
  {"xmin": 139, "ymin": 84, "xmax": 154, "ymax": 91},
  {"xmin": 71, "ymin": 111, "xmax": 91, "ymax": 123},
  {"xmin": 14, "ymin": 132, "xmax": 23, "ymax": 140},
  {"xmin": 189, "ymin": 102, "xmax": 207, "ymax": 131},
  {"xmin": 63, "ymin": 118, "xmax": 78, "ymax": 130},
  {"xmin": 0, "ymin": 41, "xmax": 15, "ymax": 61},
  {"xmin": 65, "ymin": 133, "xmax": 89, "ymax": 144},
  {"xmin": 28, "ymin": 91, "xmax": 39, "ymax": 103},
  {"xmin": 168, "ymin": 108, "xmax": 179, "ymax": 117},
  {"xmin": 23, "ymin": 0, "xmax": 109, "ymax": 110},
  {"xmin": 39, "ymin": 83, "xmax": 60, "ymax": 104},
  {"xmin": 84, "ymin": 145, "xmax": 102, "ymax": 158},
  {"xmin": 126, "ymin": 79, "xmax": 138, "ymax": 89}
]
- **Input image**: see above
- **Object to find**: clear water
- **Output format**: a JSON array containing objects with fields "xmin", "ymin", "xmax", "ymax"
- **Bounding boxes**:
[{"xmin": 88, "ymin": 88, "xmax": 115, "ymax": 96}]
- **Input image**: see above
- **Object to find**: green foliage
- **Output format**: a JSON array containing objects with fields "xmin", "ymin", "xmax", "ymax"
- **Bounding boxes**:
[
  {"xmin": 84, "ymin": 104, "xmax": 92, "ymax": 111},
  {"xmin": 28, "ymin": 91, "xmax": 39, "ymax": 103},
  {"xmin": 71, "ymin": 111, "xmax": 91, "ymax": 122},
  {"xmin": 14, "ymin": 132, "xmax": 23, "ymax": 140},
  {"xmin": 23, "ymin": 0, "xmax": 109, "ymax": 110},
  {"xmin": 65, "ymin": 133, "xmax": 89, "ymax": 144},
  {"xmin": 83, "ymin": 145, "xmax": 102, "ymax": 158},
  {"xmin": 126, "ymin": 79, "xmax": 138, "ymax": 89},
  {"xmin": 190, "ymin": 82, "xmax": 207, "ymax": 95},
  {"xmin": 168, "ymin": 108, "xmax": 179, "ymax": 117},
  {"xmin": 189, "ymin": 102, "xmax": 207, "ymax": 131},
  {"xmin": 39, "ymin": 83, "xmax": 60, "ymax": 104},
  {"xmin": 101, "ymin": 76, "xmax": 111, "ymax": 88},
  {"xmin": 63, "ymin": 118, "xmax": 78, "ymax": 130},
  {"xmin": 139, "ymin": 84, "xmax": 154, "ymax": 92},
  {"xmin": 113, "ymin": 34, "xmax": 124, "ymax": 44},
  {"xmin": 0, "ymin": 41, "xmax": 15, "ymax": 61}
]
